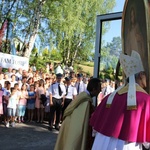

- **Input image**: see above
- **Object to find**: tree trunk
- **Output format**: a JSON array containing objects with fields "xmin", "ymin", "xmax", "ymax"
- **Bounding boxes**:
[
  {"xmin": 71, "ymin": 48, "xmax": 77, "ymax": 67},
  {"xmin": 23, "ymin": 0, "xmax": 45, "ymax": 58},
  {"xmin": 70, "ymin": 40, "xmax": 82, "ymax": 66},
  {"xmin": 24, "ymin": 29, "xmax": 39, "ymax": 57},
  {"xmin": 23, "ymin": 16, "xmax": 40, "ymax": 57},
  {"xmin": 20, "ymin": 23, "xmax": 31, "ymax": 55},
  {"xmin": 66, "ymin": 48, "xmax": 70, "ymax": 65}
]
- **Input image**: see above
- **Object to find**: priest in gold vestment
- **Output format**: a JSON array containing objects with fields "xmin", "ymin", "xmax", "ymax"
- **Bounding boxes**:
[{"xmin": 54, "ymin": 78, "xmax": 101, "ymax": 150}]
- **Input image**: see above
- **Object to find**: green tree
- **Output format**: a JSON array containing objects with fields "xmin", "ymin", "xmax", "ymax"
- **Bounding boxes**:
[
  {"xmin": 29, "ymin": 46, "xmax": 49, "ymax": 72},
  {"xmin": 0, "ymin": 0, "xmax": 116, "ymax": 63},
  {"xmin": 106, "ymin": 36, "xmax": 122, "ymax": 57},
  {"xmin": 50, "ymin": 48, "xmax": 62, "ymax": 61},
  {"xmin": 44, "ymin": 0, "xmax": 116, "ymax": 66},
  {"xmin": 29, "ymin": 46, "xmax": 38, "ymax": 66},
  {"xmin": 101, "ymin": 36, "xmax": 121, "ymax": 70},
  {"xmin": 0, "ymin": 0, "xmax": 46, "ymax": 57}
]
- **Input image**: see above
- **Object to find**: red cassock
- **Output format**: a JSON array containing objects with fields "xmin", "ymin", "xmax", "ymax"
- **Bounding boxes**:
[{"xmin": 90, "ymin": 91, "xmax": 150, "ymax": 143}]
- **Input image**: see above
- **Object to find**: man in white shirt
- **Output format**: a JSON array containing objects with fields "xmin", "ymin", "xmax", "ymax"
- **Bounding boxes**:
[
  {"xmin": 5, "ymin": 67, "xmax": 13, "ymax": 79},
  {"xmin": 15, "ymin": 68, "xmax": 22, "ymax": 81},
  {"xmin": 62, "ymin": 77, "xmax": 77, "ymax": 118},
  {"xmin": 102, "ymin": 79, "xmax": 113, "ymax": 97},
  {"xmin": 48, "ymin": 73, "xmax": 66, "ymax": 131},
  {"xmin": 75, "ymin": 73, "xmax": 87, "ymax": 95},
  {"xmin": 10, "ymin": 74, "xmax": 17, "ymax": 88}
]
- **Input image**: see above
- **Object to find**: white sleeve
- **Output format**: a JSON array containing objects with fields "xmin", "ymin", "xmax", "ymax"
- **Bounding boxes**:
[
  {"xmin": 3, "ymin": 89, "xmax": 7, "ymax": 96},
  {"xmin": 73, "ymin": 87, "xmax": 77, "ymax": 96},
  {"xmin": 143, "ymin": 143, "xmax": 150, "ymax": 149},
  {"xmin": 84, "ymin": 83, "xmax": 87, "ymax": 91},
  {"xmin": 48, "ymin": 85, "xmax": 53, "ymax": 94},
  {"xmin": 62, "ymin": 85, "xmax": 66, "ymax": 96}
]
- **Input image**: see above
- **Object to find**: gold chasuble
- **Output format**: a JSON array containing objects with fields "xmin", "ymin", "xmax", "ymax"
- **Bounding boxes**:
[{"xmin": 54, "ymin": 92, "xmax": 93, "ymax": 150}]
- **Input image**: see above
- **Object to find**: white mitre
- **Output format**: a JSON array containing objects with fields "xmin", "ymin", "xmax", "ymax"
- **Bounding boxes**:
[
  {"xmin": 55, "ymin": 66, "xmax": 63, "ymax": 74},
  {"xmin": 120, "ymin": 50, "xmax": 144, "ymax": 78},
  {"xmin": 106, "ymin": 50, "xmax": 144, "ymax": 109}
]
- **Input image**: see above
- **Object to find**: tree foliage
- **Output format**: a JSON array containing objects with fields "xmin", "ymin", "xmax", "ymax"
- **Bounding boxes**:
[
  {"xmin": 100, "ymin": 36, "xmax": 122, "ymax": 80},
  {"xmin": 0, "ymin": 0, "xmax": 116, "ymax": 65},
  {"xmin": 44, "ymin": 0, "xmax": 116, "ymax": 66},
  {"xmin": 0, "ymin": 0, "xmax": 46, "ymax": 57}
]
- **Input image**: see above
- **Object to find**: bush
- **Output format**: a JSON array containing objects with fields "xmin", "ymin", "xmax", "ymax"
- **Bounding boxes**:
[
  {"xmin": 76, "ymin": 66, "xmax": 83, "ymax": 71},
  {"xmin": 80, "ymin": 61, "xmax": 94, "ymax": 67}
]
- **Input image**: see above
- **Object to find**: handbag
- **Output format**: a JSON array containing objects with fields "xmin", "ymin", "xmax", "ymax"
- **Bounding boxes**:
[{"xmin": 40, "ymin": 94, "xmax": 47, "ymax": 106}]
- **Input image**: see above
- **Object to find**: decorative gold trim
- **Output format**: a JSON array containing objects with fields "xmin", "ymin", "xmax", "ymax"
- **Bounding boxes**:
[
  {"xmin": 127, "ymin": 105, "xmax": 137, "ymax": 110},
  {"xmin": 118, "ymin": 84, "xmax": 147, "ymax": 95},
  {"xmin": 106, "ymin": 104, "xmax": 111, "ymax": 108}
]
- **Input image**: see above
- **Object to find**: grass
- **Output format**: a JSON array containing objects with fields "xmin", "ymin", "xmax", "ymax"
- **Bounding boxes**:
[
  {"xmin": 77, "ymin": 64, "xmax": 94, "ymax": 76},
  {"xmin": 80, "ymin": 61, "xmax": 94, "ymax": 67},
  {"xmin": 52, "ymin": 60, "xmax": 94, "ymax": 76}
]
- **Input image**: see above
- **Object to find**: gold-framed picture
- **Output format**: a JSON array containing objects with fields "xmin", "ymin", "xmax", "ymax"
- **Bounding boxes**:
[{"xmin": 122, "ymin": 0, "xmax": 150, "ymax": 92}]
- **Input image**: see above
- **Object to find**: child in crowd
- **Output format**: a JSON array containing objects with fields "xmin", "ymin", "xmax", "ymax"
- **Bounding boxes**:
[
  {"xmin": 3, "ymin": 81, "xmax": 11, "ymax": 125},
  {"xmin": 44, "ymin": 86, "xmax": 50, "ymax": 121},
  {"xmin": 18, "ymin": 84, "xmax": 28, "ymax": 123},
  {"xmin": 44, "ymin": 77, "xmax": 51, "ymax": 90},
  {"xmin": 27, "ymin": 85, "xmax": 36, "ymax": 122},
  {"xmin": 0, "ymin": 84, "xmax": 4, "ymax": 119},
  {"xmin": 35, "ymin": 79, "xmax": 45, "ymax": 123},
  {"xmin": 34, "ymin": 81, "xmax": 39, "ymax": 92},
  {"xmin": 14, "ymin": 83, "xmax": 21, "ymax": 122},
  {"xmin": 6, "ymin": 87, "xmax": 18, "ymax": 127}
]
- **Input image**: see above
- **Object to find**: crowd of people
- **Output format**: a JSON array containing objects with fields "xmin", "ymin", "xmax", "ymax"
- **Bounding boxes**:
[
  {"xmin": 1, "ymin": 51, "xmax": 149, "ymax": 150},
  {"xmin": 0, "ymin": 63, "xmax": 102, "ymax": 129}
]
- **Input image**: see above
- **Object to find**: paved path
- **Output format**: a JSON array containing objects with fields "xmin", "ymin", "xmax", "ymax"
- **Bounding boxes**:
[{"xmin": 0, "ymin": 121, "xmax": 58, "ymax": 150}]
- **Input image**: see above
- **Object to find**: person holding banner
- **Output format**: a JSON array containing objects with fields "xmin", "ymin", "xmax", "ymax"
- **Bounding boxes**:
[
  {"xmin": 5, "ymin": 67, "xmax": 12, "ymax": 79},
  {"xmin": 10, "ymin": 74, "xmax": 17, "ymax": 88},
  {"xmin": 15, "ymin": 68, "xmax": 22, "ymax": 81}
]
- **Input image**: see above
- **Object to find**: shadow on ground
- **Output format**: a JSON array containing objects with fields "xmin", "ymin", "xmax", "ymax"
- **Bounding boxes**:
[{"xmin": 0, "ymin": 121, "xmax": 58, "ymax": 150}]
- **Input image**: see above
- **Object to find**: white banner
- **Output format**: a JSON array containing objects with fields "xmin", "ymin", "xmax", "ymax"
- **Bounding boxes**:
[{"xmin": 0, "ymin": 52, "xmax": 29, "ymax": 71}]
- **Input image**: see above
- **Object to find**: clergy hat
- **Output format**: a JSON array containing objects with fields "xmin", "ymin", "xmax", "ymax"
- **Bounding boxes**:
[
  {"xmin": 106, "ymin": 50, "xmax": 144, "ymax": 110},
  {"xmin": 77, "ymin": 73, "xmax": 83, "ymax": 78},
  {"xmin": 65, "ymin": 77, "xmax": 71, "ymax": 81},
  {"xmin": 119, "ymin": 50, "xmax": 144, "ymax": 77},
  {"xmin": 56, "ymin": 73, "xmax": 63, "ymax": 78}
]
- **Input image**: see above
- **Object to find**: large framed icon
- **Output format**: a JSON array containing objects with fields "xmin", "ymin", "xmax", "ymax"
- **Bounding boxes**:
[{"xmin": 122, "ymin": 0, "xmax": 150, "ymax": 93}]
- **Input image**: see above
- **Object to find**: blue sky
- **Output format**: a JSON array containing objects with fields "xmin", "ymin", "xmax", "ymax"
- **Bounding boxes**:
[
  {"xmin": 114, "ymin": 0, "xmax": 125, "ymax": 12},
  {"xmin": 102, "ymin": 0, "xmax": 125, "ymax": 43}
]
